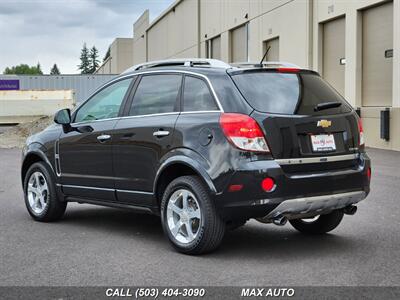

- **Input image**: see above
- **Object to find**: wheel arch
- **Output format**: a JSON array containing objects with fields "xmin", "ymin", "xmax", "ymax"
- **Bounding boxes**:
[
  {"xmin": 21, "ymin": 147, "xmax": 53, "ymax": 186},
  {"xmin": 154, "ymin": 156, "xmax": 217, "ymax": 207}
]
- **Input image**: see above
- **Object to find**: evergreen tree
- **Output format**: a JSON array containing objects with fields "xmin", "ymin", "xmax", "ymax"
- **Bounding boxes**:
[
  {"xmin": 50, "ymin": 64, "xmax": 61, "ymax": 75},
  {"xmin": 89, "ymin": 46, "xmax": 100, "ymax": 73},
  {"xmin": 36, "ymin": 62, "xmax": 43, "ymax": 74},
  {"xmin": 78, "ymin": 43, "xmax": 90, "ymax": 74}
]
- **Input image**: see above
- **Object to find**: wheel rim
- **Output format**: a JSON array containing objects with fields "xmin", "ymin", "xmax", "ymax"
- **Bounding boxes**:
[
  {"xmin": 300, "ymin": 215, "xmax": 320, "ymax": 223},
  {"xmin": 27, "ymin": 171, "xmax": 49, "ymax": 215},
  {"xmin": 166, "ymin": 189, "xmax": 201, "ymax": 244}
]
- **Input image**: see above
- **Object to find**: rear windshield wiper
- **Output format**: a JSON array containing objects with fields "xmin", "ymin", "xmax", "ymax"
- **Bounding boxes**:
[{"xmin": 314, "ymin": 101, "xmax": 342, "ymax": 112}]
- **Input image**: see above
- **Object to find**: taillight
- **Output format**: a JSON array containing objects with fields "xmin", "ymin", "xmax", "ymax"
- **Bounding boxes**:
[
  {"xmin": 219, "ymin": 113, "xmax": 270, "ymax": 153},
  {"xmin": 358, "ymin": 118, "xmax": 365, "ymax": 146},
  {"xmin": 367, "ymin": 167, "xmax": 371, "ymax": 180}
]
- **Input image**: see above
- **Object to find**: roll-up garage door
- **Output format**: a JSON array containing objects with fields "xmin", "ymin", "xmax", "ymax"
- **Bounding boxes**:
[
  {"xmin": 362, "ymin": 2, "xmax": 393, "ymax": 107},
  {"xmin": 211, "ymin": 35, "xmax": 221, "ymax": 60},
  {"xmin": 230, "ymin": 23, "xmax": 248, "ymax": 63},
  {"xmin": 323, "ymin": 17, "xmax": 346, "ymax": 96},
  {"xmin": 263, "ymin": 37, "xmax": 279, "ymax": 61}
]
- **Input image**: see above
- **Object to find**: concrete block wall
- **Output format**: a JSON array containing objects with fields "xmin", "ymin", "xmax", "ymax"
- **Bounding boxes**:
[{"xmin": 0, "ymin": 90, "xmax": 75, "ymax": 124}]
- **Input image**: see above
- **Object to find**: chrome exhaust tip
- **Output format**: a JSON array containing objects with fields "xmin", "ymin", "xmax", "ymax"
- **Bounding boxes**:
[
  {"xmin": 343, "ymin": 205, "xmax": 357, "ymax": 215},
  {"xmin": 272, "ymin": 215, "xmax": 288, "ymax": 226}
]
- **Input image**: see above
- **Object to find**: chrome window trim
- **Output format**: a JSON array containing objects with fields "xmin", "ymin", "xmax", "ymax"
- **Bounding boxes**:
[
  {"xmin": 70, "ymin": 69, "xmax": 224, "ymax": 126},
  {"xmin": 118, "ymin": 112, "xmax": 180, "ymax": 121},
  {"xmin": 275, "ymin": 153, "xmax": 359, "ymax": 165},
  {"xmin": 70, "ymin": 111, "xmax": 223, "ymax": 126},
  {"xmin": 180, "ymin": 111, "xmax": 221, "ymax": 115},
  {"xmin": 71, "ymin": 117, "xmax": 121, "ymax": 126},
  {"xmin": 71, "ymin": 112, "xmax": 182, "ymax": 126}
]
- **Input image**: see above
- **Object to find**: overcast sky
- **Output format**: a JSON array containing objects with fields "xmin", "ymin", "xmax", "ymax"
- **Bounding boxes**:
[{"xmin": 0, "ymin": 0, "xmax": 174, "ymax": 74}]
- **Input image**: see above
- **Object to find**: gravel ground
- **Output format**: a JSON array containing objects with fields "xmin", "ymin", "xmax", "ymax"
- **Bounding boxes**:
[{"xmin": 0, "ymin": 116, "xmax": 52, "ymax": 148}]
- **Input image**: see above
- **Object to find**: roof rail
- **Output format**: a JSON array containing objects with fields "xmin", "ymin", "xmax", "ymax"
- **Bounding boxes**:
[
  {"xmin": 231, "ymin": 61, "xmax": 301, "ymax": 69},
  {"xmin": 123, "ymin": 58, "xmax": 231, "ymax": 73}
]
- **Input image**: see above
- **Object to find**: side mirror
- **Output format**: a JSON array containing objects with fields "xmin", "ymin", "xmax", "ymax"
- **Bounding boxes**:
[{"xmin": 54, "ymin": 109, "xmax": 71, "ymax": 125}]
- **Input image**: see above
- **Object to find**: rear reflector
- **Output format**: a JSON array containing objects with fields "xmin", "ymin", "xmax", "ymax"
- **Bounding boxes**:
[
  {"xmin": 367, "ymin": 167, "xmax": 371, "ymax": 180},
  {"xmin": 261, "ymin": 177, "xmax": 275, "ymax": 192},
  {"xmin": 219, "ymin": 113, "xmax": 270, "ymax": 153},
  {"xmin": 228, "ymin": 184, "xmax": 243, "ymax": 192},
  {"xmin": 358, "ymin": 118, "xmax": 365, "ymax": 146}
]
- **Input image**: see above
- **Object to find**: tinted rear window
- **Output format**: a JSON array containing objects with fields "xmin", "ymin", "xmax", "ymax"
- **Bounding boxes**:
[{"xmin": 231, "ymin": 72, "xmax": 352, "ymax": 115}]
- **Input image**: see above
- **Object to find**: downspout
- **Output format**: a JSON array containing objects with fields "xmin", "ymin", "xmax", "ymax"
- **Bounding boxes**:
[
  {"xmin": 197, "ymin": 0, "xmax": 201, "ymax": 58},
  {"xmin": 308, "ymin": 0, "xmax": 314, "ymax": 69}
]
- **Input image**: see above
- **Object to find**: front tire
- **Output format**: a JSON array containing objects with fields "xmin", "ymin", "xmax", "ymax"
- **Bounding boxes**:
[
  {"xmin": 24, "ymin": 162, "xmax": 67, "ymax": 222},
  {"xmin": 289, "ymin": 210, "xmax": 344, "ymax": 234},
  {"xmin": 160, "ymin": 176, "xmax": 225, "ymax": 255}
]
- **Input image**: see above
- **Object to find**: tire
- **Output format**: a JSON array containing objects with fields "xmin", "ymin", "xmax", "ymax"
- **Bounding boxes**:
[
  {"xmin": 289, "ymin": 210, "xmax": 344, "ymax": 234},
  {"xmin": 24, "ymin": 162, "xmax": 67, "ymax": 222},
  {"xmin": 160, "ymin": 175, "xmax": 225, "ymax": 255}
]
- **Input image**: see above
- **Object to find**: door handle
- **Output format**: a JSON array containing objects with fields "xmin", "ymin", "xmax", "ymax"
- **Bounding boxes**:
[
  {"xmin": 97, "ymin": 134, "xmax": 111, "ymax": 143},
  {"xmin": 153, "ymin": 130, "xmax": 170, "ymax": 138}
]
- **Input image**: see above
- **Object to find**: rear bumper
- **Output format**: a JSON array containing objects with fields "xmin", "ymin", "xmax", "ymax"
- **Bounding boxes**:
[
  {"xmin": 215, "ymin": 152, "xmax": 371, "ymax": 221},
  {"xmin": 261, "ymin": 190, "xmax": 366, "ymax": 221}
]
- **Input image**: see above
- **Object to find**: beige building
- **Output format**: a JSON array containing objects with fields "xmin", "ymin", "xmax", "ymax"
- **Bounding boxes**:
[
  {"xmin": 116, "ymin": 0, "xmax": 399, "ymax": 151},
  {"xmin": 96, "ymin": 38, "xmax": 134, "ymax": 74}
]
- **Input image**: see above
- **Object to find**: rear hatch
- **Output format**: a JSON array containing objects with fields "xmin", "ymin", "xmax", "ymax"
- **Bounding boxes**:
[{"xmin": 229, "ymin": 69, "xmax": 362, "ymax": 164}]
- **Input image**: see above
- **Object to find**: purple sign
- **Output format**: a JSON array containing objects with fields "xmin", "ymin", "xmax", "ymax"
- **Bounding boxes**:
[{"xmin": 0, "ymin": 79, "xmax": 20, "ymax": 90}]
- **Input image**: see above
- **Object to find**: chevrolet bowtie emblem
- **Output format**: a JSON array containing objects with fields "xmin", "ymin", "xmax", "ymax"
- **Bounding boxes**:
[{"xmin": 317, "ymin": 120, "xmax": 332, "ymax": 128}]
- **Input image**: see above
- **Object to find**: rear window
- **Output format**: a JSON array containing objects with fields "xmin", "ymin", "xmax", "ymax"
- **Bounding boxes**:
[{"xmin": 231, "ymin": 72, "xmax": 352, "ymax": 115}]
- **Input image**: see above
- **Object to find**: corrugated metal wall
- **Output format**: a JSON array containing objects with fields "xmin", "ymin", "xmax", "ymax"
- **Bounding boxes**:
[{"xmin": 0, "ymin": 74, "xmax": 117, "ymax": 103}]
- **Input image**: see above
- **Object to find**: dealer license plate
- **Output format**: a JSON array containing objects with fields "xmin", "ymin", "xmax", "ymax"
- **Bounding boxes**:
[{"xmin": 310, "ymin": 134, "xmax": 336, "ymax": 152}]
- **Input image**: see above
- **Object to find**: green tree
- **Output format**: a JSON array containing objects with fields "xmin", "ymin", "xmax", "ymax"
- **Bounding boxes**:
[
  {"xmin": 78, "ymin": 43, "xmax": 90, "ymax": 74},
  {"xmin": 36, "ymin": 62, "xmax": 43, "ymax": 75},
  {"xmin": 89, "ymin": 46, "xmax": 100, "ymax": 73},
  {"xmin": 3, "ymin": 64, "xmax": 43, "ymax": 75},
  {"xmin": 50, "ymin": 63, "xmax": 61, "ymax": 75}
]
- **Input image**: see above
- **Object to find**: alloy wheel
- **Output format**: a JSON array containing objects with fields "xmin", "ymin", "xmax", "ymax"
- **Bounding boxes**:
[
  {"xmin": 166, "ymin": 189, "xmax": 202, "ymax": 244},
  {"xmin": 27, "ymin": 171, "xmax": 49, "ymax": 215}
]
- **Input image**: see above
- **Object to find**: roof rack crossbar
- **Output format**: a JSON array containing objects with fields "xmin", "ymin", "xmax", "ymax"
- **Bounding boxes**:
[{"xmin": 123, "ymin": 58, "xmax": 231, "ymax": 73}]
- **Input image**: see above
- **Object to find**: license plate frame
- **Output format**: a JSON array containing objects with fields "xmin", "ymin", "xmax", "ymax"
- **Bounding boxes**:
[{"xmin": 310, "ymin": 134, "xmax": 336, "ymax": 152}]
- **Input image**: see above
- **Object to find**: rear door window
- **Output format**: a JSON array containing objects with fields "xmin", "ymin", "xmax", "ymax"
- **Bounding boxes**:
[
  {"xmin": 129, "ymin": 74, "xmax": 182, "ymax": 116},
  {"xmin": 183, "ymin": 76, "xmax": 218, "ymax": 111},
  {"xmin": 231, "ymin": 72, "xmax": 352, "ymax": 115}
]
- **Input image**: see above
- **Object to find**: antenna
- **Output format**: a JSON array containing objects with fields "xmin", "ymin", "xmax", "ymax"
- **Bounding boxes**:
[{"xmin": 258, "ymin": 46, "xmax": 271, "ymax": 66}]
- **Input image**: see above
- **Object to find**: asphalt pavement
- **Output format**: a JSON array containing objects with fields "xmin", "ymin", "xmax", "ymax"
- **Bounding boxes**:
[{"xmin": 0, "ymin": 147, "xmax": 399, "ymax": 286}]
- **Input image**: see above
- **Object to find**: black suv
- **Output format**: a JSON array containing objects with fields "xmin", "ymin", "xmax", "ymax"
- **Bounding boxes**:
[{"xmin": 21, "ymin": 59, "xmax": 371, "ymax": 254}]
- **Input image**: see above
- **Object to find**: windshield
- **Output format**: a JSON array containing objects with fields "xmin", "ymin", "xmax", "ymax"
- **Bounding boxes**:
[{"xmin": 231, "ymin": 71, "xmax": 352, "ymax": 115}]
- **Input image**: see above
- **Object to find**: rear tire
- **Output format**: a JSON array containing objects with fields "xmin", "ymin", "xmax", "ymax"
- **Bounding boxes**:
[
  {"xmin": 160, "ymin": 176, "xmax": 225, "ymax": 255},
  {"xmin": 24, "ymin": 162, "xmax": 67, "ymax": 222},
  {"xmin": 289, "ymin": 210, "xmax": 344, "ymax": 234}
]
